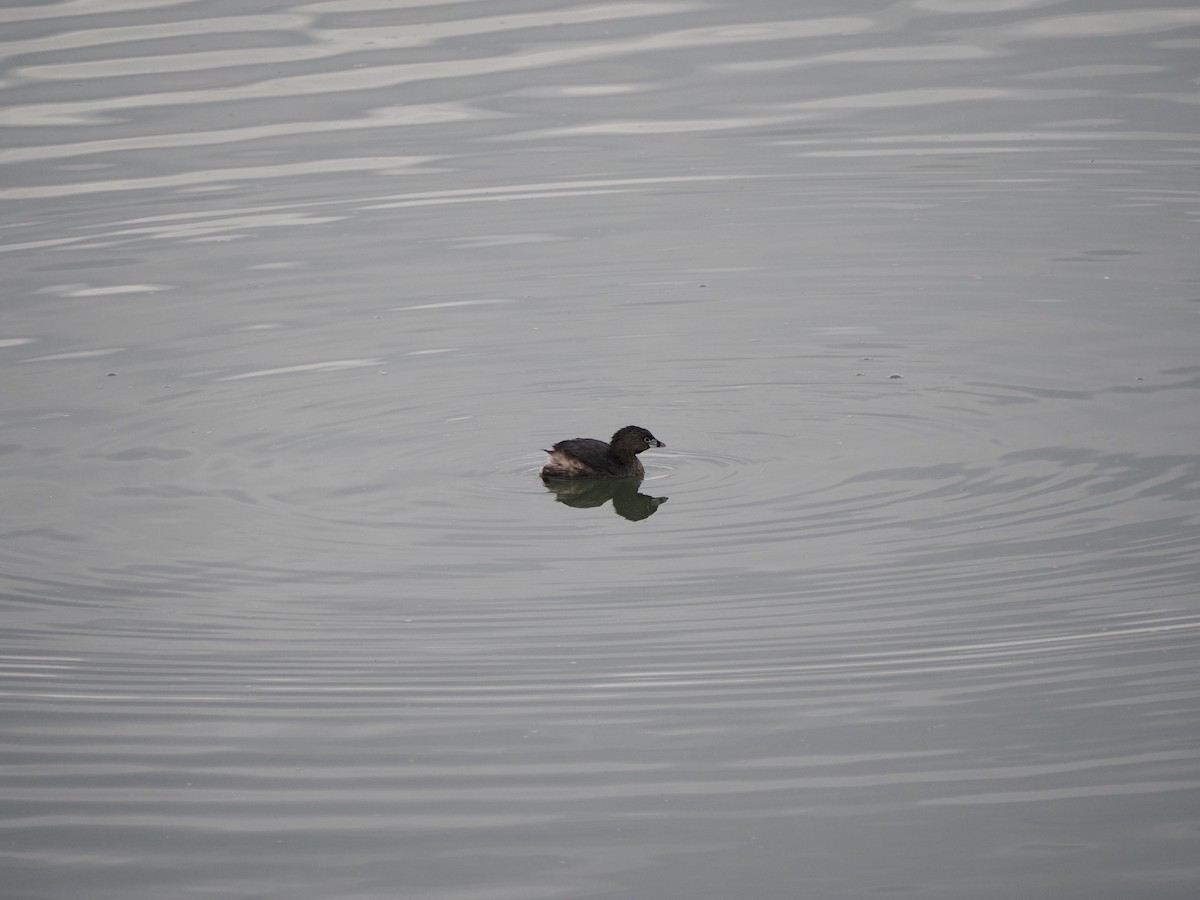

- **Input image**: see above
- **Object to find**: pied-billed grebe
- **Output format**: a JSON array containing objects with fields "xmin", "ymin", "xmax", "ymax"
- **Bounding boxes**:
[{"xmin": 541, "ymin": 425, "xmax": 665, "ymax": 479}]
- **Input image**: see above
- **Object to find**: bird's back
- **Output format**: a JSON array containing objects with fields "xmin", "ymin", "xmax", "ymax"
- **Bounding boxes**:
[{"xmin": 542, "ymin": 437, "xmax": 628, "ymax": 478}]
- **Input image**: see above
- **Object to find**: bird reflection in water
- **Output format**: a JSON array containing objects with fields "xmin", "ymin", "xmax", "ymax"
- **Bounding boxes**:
[{"xmin": 541, "ymin": 476, "xmax": 667, "ymax": 521}]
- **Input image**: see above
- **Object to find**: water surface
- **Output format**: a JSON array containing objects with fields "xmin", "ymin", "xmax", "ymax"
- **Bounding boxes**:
[{"xmin": 3, "ymin": 1, "xmax": 1199, "ymax": 898}]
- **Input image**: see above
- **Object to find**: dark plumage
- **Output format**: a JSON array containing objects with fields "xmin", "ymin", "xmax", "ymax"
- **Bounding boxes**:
[{"xmin": 540, "ymin": 426, "xmax": 665, "ymax": 479}]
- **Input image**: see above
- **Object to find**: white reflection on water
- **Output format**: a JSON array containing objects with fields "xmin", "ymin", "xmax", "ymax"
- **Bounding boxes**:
[
  {"xmin": 1005, "ymin": 8, "xmax": 1200, "ymax": 38},
  {"xmin": 217, "ymin": 359, "xmax": 384, "ymax": 381},
  {"xmin": 0, "ymin": 156, "xmax": 435, "ymax": 200},
  {"xmin": 0, "ymin": 104, "xmax": 488, "ymax": 165}
]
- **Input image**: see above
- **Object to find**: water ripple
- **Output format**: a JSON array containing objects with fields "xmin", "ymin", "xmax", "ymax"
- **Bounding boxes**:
[{"xmin": 3, "ymin": 1, "xmax": 1199, "ymax": 897}]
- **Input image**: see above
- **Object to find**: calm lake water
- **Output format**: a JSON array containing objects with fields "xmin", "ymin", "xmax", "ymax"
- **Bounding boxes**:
[{"xmin": 3, "ymin": 1, "xmax": 1199, "ymax": 898}]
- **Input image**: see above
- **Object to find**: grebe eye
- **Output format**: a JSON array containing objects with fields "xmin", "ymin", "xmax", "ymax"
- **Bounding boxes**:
[{"xmin": 645, "ymin": 437, "xmax": 652, "ymax": 443}]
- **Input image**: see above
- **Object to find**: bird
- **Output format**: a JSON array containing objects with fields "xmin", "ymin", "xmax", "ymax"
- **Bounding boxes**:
[{"xmin": 540, "ymin": 425, "xmax": 665, "ymax": 479}]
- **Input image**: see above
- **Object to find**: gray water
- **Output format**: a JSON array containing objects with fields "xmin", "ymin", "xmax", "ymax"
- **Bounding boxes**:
[{"xmin": 3, "ymin": 1, "xmax": 1199, "ymax": 898}]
